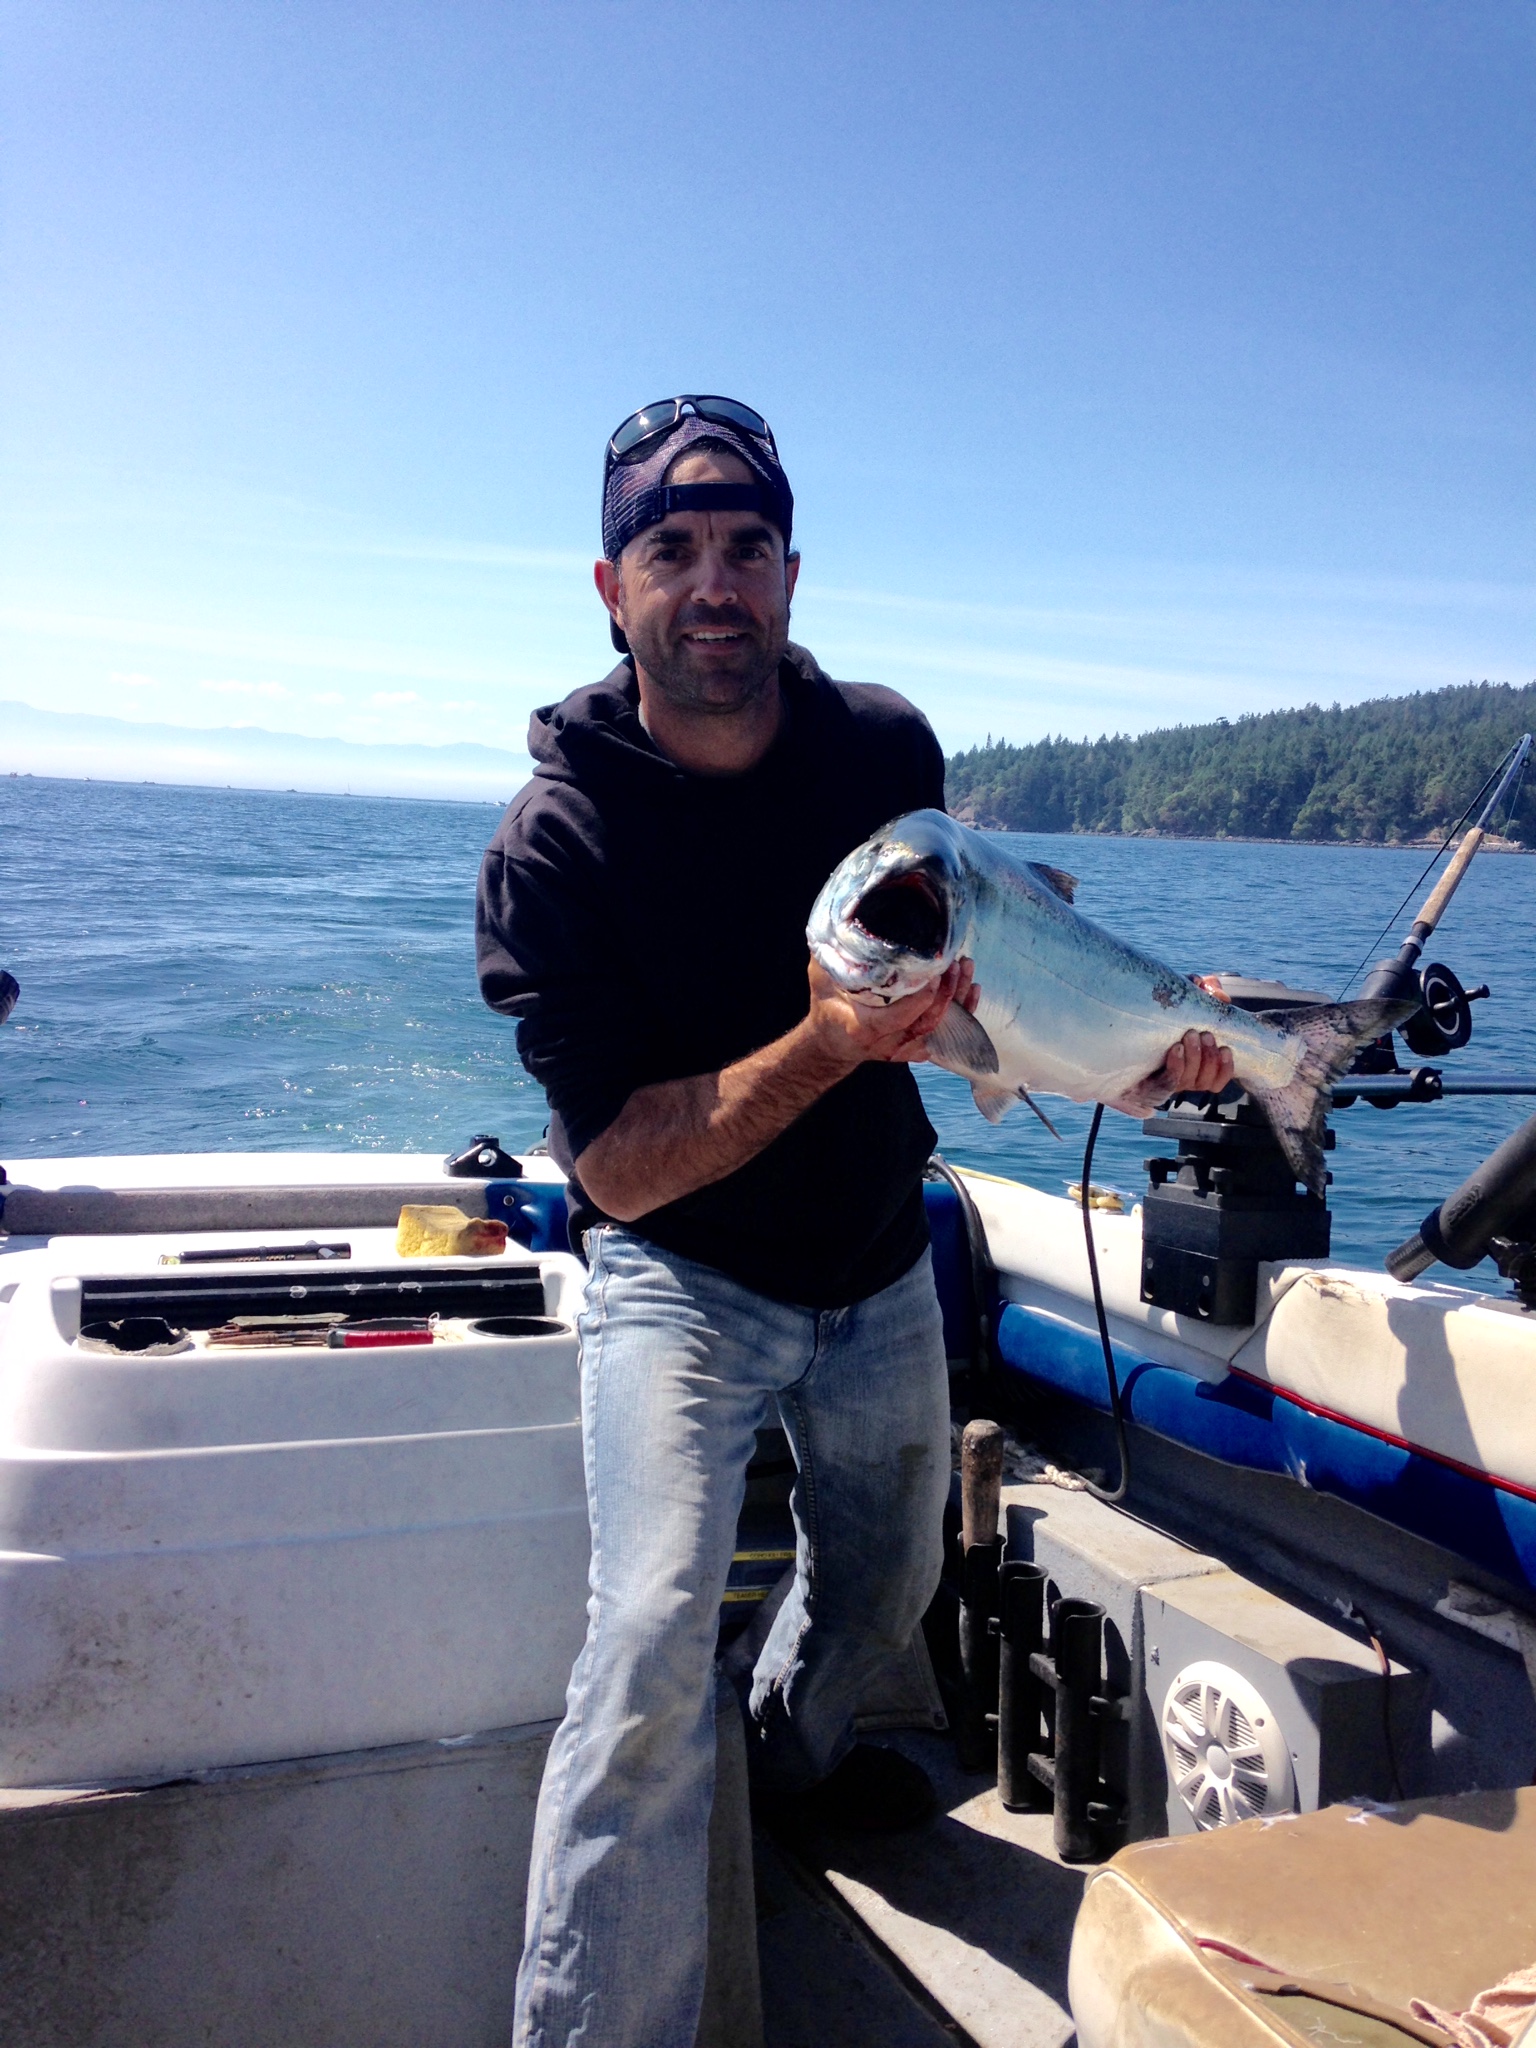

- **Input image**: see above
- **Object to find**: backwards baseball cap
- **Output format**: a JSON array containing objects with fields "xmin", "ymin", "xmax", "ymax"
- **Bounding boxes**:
[{"xmin": 601, "ymin": 396, "xmax": 794, "ymax": 566}]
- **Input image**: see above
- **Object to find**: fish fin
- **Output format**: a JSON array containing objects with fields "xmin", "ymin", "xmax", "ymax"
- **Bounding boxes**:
[
  {"xmin": 969, "ymin": 1079, "xmax": 1062, "ymax": 1136},
  {"xmin": 971, "ymin": 1082, "xmax": 1018, "ymax": 1124},
  {"xmin": 1019, "ymin": 1089, "xmax": 1063, "ymax": 1140},
  {"xmin": 1246, "ymin": 997, "xmax": 1418, "ymax": 1196},
  {"xmin": 1027, "ymin": 862, "xmax": 1079, "ymax": 904},
  {"xmin": 927, "ymin": 1001, "xmax": 999, "ymax": 1075}
]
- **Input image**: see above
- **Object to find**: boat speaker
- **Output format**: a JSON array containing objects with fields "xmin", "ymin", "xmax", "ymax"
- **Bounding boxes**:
[{"xmin": 1160, "ymin": 1660, "xmax": 1296, "ymax": 1831}]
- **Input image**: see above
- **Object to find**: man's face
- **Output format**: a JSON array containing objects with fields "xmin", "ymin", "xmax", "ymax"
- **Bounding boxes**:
[{"xmin": 596, "ymin": 447, "xmax": 800, "ymax": 714}]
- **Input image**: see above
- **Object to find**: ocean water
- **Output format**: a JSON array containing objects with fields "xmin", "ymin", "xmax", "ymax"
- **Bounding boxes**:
[{"xmin": 4, "ymin": 772, "xmax": 1536, "ymax": 1288}]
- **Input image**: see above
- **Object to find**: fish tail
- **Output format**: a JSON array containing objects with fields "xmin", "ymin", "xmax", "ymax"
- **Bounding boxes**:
[{"xmin": 1246, "ymin": 997, "xmax": 1417, "ymax": 1197}]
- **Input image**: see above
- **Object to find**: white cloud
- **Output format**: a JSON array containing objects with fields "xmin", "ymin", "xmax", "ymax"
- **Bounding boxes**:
[
  {"xmin": 200, "ymin": 678, "xmax": 290, "ymax": 699},
  {"xmin": 371, "ymin": 690, "xmax": 419, "ymax": 706},
  {"xmin": 109, "ymin": 669, "xmax": 161, "ymax": 688},
  {"xmin": 0, "ymin": 604, "xmax": 540, "ymax": 692},
  {"xmin": 312, "ymin": 690, "xmax": 344, "ymax": 704}
]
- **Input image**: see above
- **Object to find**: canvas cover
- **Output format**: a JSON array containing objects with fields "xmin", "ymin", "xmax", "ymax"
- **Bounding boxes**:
[{"xmin": 1070, "ymin": 1789, "xmax": 1536, "ymax": 2048}]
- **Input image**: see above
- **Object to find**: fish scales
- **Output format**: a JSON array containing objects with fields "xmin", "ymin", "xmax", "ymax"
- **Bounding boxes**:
[
  {"xmin": 955, "ymin": 837, "xmax": 1300, "ymax": 1102},
  {"xmin": 807, "ymin": 810, "xmax": 1414, "ymax": 1195}
]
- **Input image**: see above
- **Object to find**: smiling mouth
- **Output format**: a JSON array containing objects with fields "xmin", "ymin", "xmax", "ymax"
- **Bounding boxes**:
[{"xmin": 683, "ymin": 628, "xmax": 748, "ymax": 644}]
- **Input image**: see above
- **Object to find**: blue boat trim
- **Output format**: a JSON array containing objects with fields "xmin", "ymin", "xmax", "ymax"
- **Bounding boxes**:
[
  {"xmin": 922, "ymin": 1177, "xmax": 976, "ymax": 1361},
  {"xmin": 996, "ymin": 1300, "xmax": 1536, "ymax": 1592},
  {"xmin": 484, "ymin": 1180, "xmax": 570, "ymax": 1254}
]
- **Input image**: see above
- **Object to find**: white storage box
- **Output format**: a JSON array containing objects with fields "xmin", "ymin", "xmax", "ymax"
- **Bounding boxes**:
[{"xmin": 0, "ymin": 1236, "xmax": 590, "ymax": 1786}]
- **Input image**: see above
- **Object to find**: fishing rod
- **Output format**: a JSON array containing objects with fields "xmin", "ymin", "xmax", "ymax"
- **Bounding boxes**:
[
  {"xmin": 1359, "ymin": 733, "xmax": 1531, "ymax": 1012},
  {"xmin": 1139, "ymin": 737, "xmax": 1536, "ymax": 1327}
]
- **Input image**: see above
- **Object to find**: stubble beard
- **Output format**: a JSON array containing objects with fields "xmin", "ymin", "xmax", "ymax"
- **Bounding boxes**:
[{"xmin": 628, "ymin": 607, "xmax": 788, "ymax": 716}]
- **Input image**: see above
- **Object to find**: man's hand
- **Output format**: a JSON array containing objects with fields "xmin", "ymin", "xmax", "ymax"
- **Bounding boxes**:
[
  {"xmin": 1107, "ymin": 1029, "xmax": 1234, "ymax": 1119},
  {"xmin": 806, "ymin": 956, "xmax": 978, "ymax": 1068}
]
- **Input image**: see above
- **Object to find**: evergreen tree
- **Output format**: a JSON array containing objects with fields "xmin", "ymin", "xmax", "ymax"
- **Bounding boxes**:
[{"xmin": 945, "ymin": 683, "xmax": 1536, "ymax": 845}]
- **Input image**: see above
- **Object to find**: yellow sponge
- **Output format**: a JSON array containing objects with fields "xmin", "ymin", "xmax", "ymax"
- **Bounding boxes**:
[{"xmin": 395, "ymin": 1205, "xmax": 509, "ymax": 1258}]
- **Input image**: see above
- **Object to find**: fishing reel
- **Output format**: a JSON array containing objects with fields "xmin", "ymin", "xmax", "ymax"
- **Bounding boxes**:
[
  {"xmin": 1360, "ymin": 955, "xmax": 1487, "ymax": 1063},
  {"xmin": 1136, "ymin": 956, "xmax": 1491, "ymax": 1323},
  {"xmin": 1401, "ymin": 962, "xmax": 1485, "ymax": 1057},
  {"xmin": 1357, "ymin": 732, "xmax": 1526, "ymax": 1069}
]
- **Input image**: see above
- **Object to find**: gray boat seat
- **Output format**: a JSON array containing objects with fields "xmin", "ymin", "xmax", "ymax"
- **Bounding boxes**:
[{"xmin": 1070, "ymin": 1788, "xmax": 1536, "ymax": 2047}]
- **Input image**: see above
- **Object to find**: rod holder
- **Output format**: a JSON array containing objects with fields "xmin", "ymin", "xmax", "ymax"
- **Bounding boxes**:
[
  {"xmin": 1050, "ymin": 1597, "xmax": 1104, "ymax": 1862},
  {"xmin": 1022, "ymin": 1596, "xmax": 1111, "ymax": 1862},
  {"xmin": 956, "ymin": 1534, "xmax": 1003, "ymax": 1772},
  {"xmin": 997, "ymin": 1560, "xmax": 1049, "ymax": 1812}
]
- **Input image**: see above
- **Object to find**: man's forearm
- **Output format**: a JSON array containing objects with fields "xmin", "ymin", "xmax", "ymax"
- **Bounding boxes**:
[
  {"xmin": 573, "ymin": 1019, "xmax": 857, "ymax": 1222},
  {"xmin": 572, "ymin": 957, "xmax": 966, "ymax": 1223}
]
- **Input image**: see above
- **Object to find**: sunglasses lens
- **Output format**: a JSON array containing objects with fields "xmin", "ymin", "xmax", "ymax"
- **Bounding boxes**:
[
  {"xmin": 610, "ymin": 401, "xmax": 681, "ymax": 460},
  {"xmin": 694, "ymin": 397, "xmax": 772, "ymax": 441},
  {"xmin": 608, "ymin": 396, "xmax": 774, "ymax": 465}
]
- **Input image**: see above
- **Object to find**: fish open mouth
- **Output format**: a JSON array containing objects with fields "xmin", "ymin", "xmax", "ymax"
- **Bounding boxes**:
[{"xmin": 851, "ymin": 872, "xmax": 948, "ymax": 957}]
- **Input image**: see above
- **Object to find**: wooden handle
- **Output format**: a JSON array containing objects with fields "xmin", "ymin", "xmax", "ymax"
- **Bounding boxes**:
[
  {"xmin": 1416, "ymin": 828, "xmax": 1484, "ymax": 937},
  {"xmin": 960, "ymin": 1418, "xmax": 1005, "ymax": 1551}
]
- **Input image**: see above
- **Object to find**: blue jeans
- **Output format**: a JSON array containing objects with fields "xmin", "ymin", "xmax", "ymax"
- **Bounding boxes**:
[{"xmin": 513, "ymin": 1227, "xmax": 951, "ymax": 2048}]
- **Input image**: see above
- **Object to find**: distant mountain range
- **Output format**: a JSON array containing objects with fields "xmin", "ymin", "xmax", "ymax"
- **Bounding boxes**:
[
  {"xmin": 17, "ymin": 684, "xmax": 1532, "ymax": 842},
  {"xmin": 947, "ymin": 681, "xmax": 1536, "ymax": 846},
  {"xmin": 0, "ymin": 700, "xmax": 529, "ymax": 803}
]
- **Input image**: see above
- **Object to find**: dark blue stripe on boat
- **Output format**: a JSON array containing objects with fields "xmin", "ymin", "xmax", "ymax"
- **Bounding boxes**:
[
  {"xmin": 485, "ymin": 1180, "xmax": 571, "ymax": 1254},
  {"xmin": 921, "ymin": 1177, "xmax": 976, "ymax": 1361},
  {"xmin": 997, "ymin": 1300, "xmax": 1536, "ymax": 1591}
]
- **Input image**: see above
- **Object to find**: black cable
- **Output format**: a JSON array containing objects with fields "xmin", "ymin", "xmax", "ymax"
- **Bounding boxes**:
[
  {"xmin": 1335, "ymin": 1598, "xmax": 1406, "ymax": 1800},
  {"xmin": 1369, "ymin": 1630, "xmax": 1406, "ymax": 1802},
  {"xmin": 1336, "ymin": 743, "xmax": 1519, "ymax": 1000},
  {"xmin": 1078, "ymin": 1105, "xmax": 1131, "ymax": 1505}
]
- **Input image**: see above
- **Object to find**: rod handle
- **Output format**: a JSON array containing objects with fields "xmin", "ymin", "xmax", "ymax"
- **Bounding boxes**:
[
  {"xmin": 1415, "ymin": 826, "xmax": 1485, "ymax": 938},
  {"xmin": 961, "ymin": 1418, "xmax": 1005, "ymax": 1551}
]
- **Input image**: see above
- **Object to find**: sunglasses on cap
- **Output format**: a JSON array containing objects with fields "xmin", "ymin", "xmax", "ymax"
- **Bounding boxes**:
[{"xmin": 607, "ymin": 395, "xmax": 778, "ymax": 467}]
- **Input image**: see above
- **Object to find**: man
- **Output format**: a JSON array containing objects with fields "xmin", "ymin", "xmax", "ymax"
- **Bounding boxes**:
[{"xmin": 477, "ymin": 395, "xmax": 1230, "ymax": 2047}]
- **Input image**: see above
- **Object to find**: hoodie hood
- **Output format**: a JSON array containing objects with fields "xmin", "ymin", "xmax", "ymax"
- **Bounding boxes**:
[{"xmin": 525, "ymin": 660, "xmax": 666, "ymax": 793}]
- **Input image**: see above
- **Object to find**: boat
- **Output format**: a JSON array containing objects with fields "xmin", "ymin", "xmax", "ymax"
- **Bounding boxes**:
[{"xmin": 7, "ymin": 758, "xmax": 1536, "ymax": 2045}]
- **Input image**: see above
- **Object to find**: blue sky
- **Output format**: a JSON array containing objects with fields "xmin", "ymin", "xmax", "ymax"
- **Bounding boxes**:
[{"xmin": 3, "ymin": 2, "xmax": 1532, "ymax": 788}]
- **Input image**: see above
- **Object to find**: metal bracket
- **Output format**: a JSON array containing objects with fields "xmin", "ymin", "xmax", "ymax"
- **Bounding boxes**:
[
  {"xmin": 1087, "ymin": 1690, "xmax": 1131, "ymax": 1724},
  {"xmin": 444, "ymin": 1136, "xmax": 523, "ymax": 1179}
]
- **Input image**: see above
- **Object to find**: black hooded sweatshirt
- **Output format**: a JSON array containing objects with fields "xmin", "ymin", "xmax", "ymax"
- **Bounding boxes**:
[{"xmin": 476, "ymin": 644, "xmax": 946, "ymax": 1307}]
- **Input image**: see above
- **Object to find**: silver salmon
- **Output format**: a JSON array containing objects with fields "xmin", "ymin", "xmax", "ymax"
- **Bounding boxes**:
[{"xmin": 807, "ymin": 809, "xmax": 1412, "ymax": 1195}]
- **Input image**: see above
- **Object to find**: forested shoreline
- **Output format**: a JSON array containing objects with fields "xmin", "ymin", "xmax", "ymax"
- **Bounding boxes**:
[{"xmin": 945, "ymin": 682, "xmax": 1536, "ymax": 846}]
